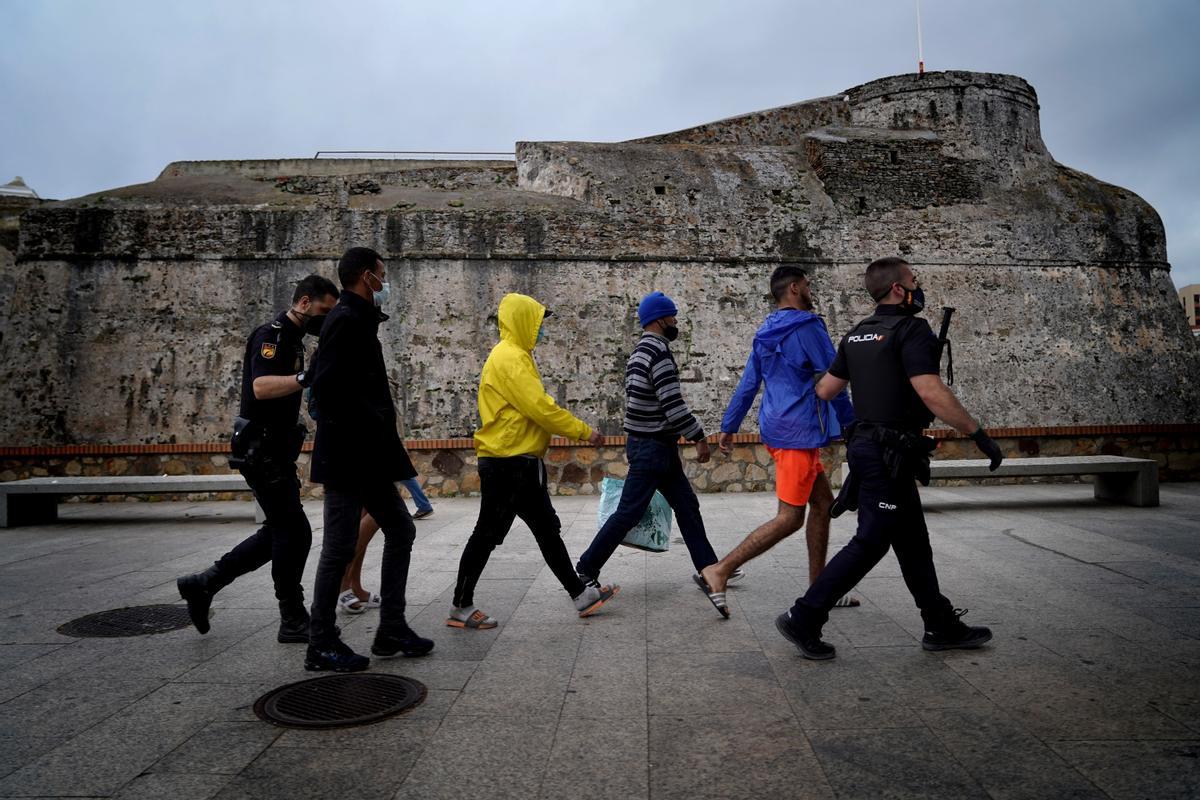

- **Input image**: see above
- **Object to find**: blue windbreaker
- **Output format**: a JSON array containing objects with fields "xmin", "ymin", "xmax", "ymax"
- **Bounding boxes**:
[{"xmin": 720, "ymin": 309, "xmax": 855, "ymax": 449}]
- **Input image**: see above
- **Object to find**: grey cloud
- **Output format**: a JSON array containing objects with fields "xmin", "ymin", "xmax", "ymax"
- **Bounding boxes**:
[{"xmin": 2, "ymin": 0, "xmax": 1197, "ymax": 284}]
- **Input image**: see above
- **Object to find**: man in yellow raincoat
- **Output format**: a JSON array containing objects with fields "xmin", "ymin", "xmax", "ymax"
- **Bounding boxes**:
[{"xmin": 448, "ymin": 293, "xmax": 619, "ymax": 630}]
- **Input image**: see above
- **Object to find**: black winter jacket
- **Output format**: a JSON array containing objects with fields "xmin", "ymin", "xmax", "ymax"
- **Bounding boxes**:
[{"xmin": 309, "ymin": 290, "xmax": 415, "ymax": 486}]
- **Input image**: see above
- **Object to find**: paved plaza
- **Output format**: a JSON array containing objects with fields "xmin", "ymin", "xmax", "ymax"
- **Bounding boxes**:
[{"xmin": 1, "ymin": 483, "xmax": 1199, "ymax": 799}]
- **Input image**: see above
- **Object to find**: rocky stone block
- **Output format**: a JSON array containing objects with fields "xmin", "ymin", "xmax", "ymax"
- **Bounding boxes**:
[{"xmin": 432, "ymin": 450, "xmax": 465, "ymax": 477}]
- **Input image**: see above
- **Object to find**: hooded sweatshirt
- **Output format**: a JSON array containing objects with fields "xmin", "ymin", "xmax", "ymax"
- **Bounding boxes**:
[
  {"xmin": 474, "ymin": 293, "xmax": 593, "ymax": 458},
  {"xmin": 720, "ymin": 308, "xmax": 855, "ymax": 450}
]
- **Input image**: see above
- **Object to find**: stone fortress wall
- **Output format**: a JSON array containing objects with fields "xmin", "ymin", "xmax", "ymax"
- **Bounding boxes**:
[{"xmin": 2, "ymin": 71, "xmax": 1197, "ymax": 494}]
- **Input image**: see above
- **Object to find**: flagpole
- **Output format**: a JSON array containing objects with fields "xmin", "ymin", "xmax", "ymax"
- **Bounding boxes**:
[{"xmin": 917, "ymin": 0, "xmax": 925, "ymax": 74}]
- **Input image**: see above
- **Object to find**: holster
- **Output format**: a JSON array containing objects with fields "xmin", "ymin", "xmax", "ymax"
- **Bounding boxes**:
[
  {"xmin": 229, "ymin": 416, "xmax": 263, "ymax": 470},
  {"xmin": 862, "ymin": 424, "xmax": 937, "ymax": 486}
]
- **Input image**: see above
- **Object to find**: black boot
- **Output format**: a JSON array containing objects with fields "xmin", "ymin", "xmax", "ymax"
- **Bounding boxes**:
[
  {"xmin": 176, "ymin": 566, "xmax": 224, "ymax": 635},
  {"xmin": 277, "ymin": 598, "xmax": 311, "ymax": 644},
  {"xmin": 922, "ymin": 607, "xmax": 993, "ymax": 651},
  {"xmin": 372, "ymin": 620, "xmax": 434, "ymax": 658}
]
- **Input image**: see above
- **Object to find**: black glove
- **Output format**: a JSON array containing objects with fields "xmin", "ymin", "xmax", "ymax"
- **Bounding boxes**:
[{"xmin": 969, "ymin": 427, "xmax": 1003, "ymax": 471}]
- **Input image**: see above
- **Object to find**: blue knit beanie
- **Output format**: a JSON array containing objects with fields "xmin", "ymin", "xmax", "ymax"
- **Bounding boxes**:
[{"xmin": 637, "ymin": 291, "xmax": 678, "ymax": 328}]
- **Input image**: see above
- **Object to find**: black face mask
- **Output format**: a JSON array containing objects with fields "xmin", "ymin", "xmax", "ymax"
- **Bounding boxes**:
[
  {"xmin": 303, "ymin": 314, "xmax": 327, "ymax": 337},
  {"xmin": 661, "ymin": 325, "xmax": 679, "ymax": 341},
  {"xmin": 896, "ymin": 286, "xmax": 925, "ymax": 316}
]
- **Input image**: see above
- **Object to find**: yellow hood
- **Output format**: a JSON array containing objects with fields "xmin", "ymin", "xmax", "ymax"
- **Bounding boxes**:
[
  {"xmin": 474, "ymin": 293, "xmax": 591, "ymax": 457},
  {"xmin": 498, "ymin": 293, "xmax": 545, "ymax": 352}
]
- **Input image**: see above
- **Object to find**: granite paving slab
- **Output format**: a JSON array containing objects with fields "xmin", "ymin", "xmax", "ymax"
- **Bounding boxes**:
[{"xmin": 0, "ymin": 486, "xmax": 1197, "ymax": 798}]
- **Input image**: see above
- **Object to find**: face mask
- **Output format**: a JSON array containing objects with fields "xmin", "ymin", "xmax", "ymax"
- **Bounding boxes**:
[
  {"xmin": 365, "ymin": 272, "xmax": 391, "ymax": 308},
  {"xmin": 896, "ymin": 285, "xmax": 925, "ymax": 316},
  {"xmin": 535, "ymin": 326, "xmax": 545, "ymax": 345},
  {"xmin": 662, "ymin": 325, "xmax": 679, "ymax": 341},
  {"xmin": 303, "ymin": 314, "xmax": 327, "ymax": 337}
]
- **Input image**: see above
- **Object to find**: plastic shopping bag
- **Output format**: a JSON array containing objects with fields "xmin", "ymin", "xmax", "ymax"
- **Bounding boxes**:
[{"xmin": 597, "ymin": 477, "xmax": 672, "ymax": 553}]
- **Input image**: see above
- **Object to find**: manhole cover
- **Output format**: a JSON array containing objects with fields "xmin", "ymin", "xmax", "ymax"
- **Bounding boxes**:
[
  {"xmin": 57, "ymin": 604, "xmax": 194, "ymax": 638},
  {"xmin": 254, "ymin": 674, "xmax": 427, "ymax": 729}
]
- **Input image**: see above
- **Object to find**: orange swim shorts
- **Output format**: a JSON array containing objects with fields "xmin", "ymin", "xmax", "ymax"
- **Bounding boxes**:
[{"xmin": 766, "ymin": 447, "xmax": 824, "ymax": 507}]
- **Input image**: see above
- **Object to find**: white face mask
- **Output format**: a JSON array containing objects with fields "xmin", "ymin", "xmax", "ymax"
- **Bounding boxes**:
[{"xmin": 365, "ymin": 271, "xmax": 391, "ymax": 307}]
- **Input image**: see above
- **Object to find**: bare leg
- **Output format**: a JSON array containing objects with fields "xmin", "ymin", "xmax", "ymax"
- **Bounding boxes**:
[
  {"xmin": 701, "ymin": 499, "xmax": 805, "ymax": 594},
  {"xmin": 805, "ymin": 472, "xmax": 834, "ymax": 585},
  {"xmin": 339, "ymin": 509, "xmax": 380, "ymax": 603}
]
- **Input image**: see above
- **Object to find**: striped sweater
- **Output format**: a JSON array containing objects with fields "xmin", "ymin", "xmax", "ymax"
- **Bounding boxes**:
[{"xmin": 623, "ymin": 332, "xmax": 705, "ymax": 441}]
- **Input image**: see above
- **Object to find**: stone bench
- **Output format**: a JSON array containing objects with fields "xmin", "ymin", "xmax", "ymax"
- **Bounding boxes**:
[
  {"xmin": 840, "ymin": 455, "xmax": 1159, "ymax": 507},
  {"xmin": 0, "ymin": 475, "xmax": 266, "ymax": 528}
]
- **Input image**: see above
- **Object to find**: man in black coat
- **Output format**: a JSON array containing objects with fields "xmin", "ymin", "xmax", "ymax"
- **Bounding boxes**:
[{"xmin": 305, "ymin": 246, "xmax": 433, "ymax": 672}]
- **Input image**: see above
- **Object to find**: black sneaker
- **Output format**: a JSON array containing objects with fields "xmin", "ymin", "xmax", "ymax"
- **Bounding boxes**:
[
  {"xmin": 413, "ymin": 508, "xmax": 434, "ymax": 520},
  {"xmin": 304, "ymin": 641, "xmax": 369, "ymax": 672},
  {"xmin": 277, "ymin": 618, "xmax": 309, "ymax": 644},
  {"xmin": 279, "ymin": 618, "xmax": 339, "ymax": 644},
  {"xmin": 277, "ymin": 600, "xmax": 310, "ymax": 644},
  {"xmin": 372, "ymin": 625, "xmax": 434, "ymax": 658},
  {"xmin": 775, "ymin": 612, "xmax": 836, "ymax": 661},
  {"xmin": 922, "ymin": 608, "xmax": 993, "ymax": 651}
]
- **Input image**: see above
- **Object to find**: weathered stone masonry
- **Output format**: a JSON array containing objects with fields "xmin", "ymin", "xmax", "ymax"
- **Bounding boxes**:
[{"xmin": 2, "ymin": 71, "xmax": 1197, "ymax": 490}]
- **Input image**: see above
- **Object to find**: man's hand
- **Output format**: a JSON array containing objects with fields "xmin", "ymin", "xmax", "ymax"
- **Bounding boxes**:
[
  {"xmin": 718, "ymin": 432, "xmax": 734, "ymax": 456},
  {"xmin": 588, "ymin": 430, "xmax": 604, "ymax": 446},
  {"xmin": 970, "ymin": 427, "xmax": 1003, "ymax": 471},
  {"xmin": 695, "ymin": 439, "xmax": 711, "ymax": 464}
]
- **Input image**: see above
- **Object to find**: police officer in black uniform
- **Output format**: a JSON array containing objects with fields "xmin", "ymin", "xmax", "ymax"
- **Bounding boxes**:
[
  {"xmin": 776, "ymin": 256, "xmax": 1004, "ymax": 660},
  {"xmin": 177, "ymin": 274, "xmax": 339, "ymax": 642}
]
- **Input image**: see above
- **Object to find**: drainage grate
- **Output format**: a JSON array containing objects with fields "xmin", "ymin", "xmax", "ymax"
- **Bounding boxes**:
[
  {"xmin": 57, "ymin": 604, "xmax": 194, "ymax": 638},
  {"xmin": 254, "ymin": 674, "xmax": 427, "ymax": 729}
]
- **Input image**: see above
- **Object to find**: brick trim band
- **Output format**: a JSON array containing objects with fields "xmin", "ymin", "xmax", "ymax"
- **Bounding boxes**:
[{"xmin": 0, "ymin": 424, "xmax": 1194, "ymax": 457}]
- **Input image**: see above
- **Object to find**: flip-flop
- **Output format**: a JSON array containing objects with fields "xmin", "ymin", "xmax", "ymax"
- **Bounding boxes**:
[
  {"xmin": 833, "ymin": 595, "xmax": 861, "ymax": 608},
  {"xmin": 692, "ymin": 573, "xmax": 730, "ymax": 619},
  {"xmin": 446, "ymin": 609, "xmax": 498, "ymax": 629},
  {"xmin": 337, "ymin": 589, "xmax": 366, "ymax": 614}
]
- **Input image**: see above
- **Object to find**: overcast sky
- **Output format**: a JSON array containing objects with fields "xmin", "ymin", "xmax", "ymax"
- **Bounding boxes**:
[{"xmin": 3, "ymin": 0, "xmax": 1197, "ymax": 287}]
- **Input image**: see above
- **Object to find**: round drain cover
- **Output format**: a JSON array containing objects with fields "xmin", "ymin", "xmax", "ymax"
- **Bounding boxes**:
[
  {"xmin": 254, "ymin": 674, "xmax": 427, "ymax": 729},
  {"xmin": 57, "ymin": 604, "xmax": 194, "ymax": 638}
]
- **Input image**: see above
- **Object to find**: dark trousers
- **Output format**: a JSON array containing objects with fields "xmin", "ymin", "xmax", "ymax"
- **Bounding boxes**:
[
  {"xmin": 577, "ymin": 435, "xmax": 717, "ymax": 579},
  {"xmin": 213, "ymin": 459, "xmax": 311, "ymax": 606},
  {"xmin": 309, "ymin": 480, "xmax": 415, "ymax": 646},
  {"xmin": 453, "ymin": 456, "xmax": 585, "ymax": 608},
  {"xmin": 789, "ymin": 435, "xmax": 953, "ymax": 633}
]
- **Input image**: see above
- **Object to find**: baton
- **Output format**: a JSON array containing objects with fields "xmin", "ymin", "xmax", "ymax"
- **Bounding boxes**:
[{"xmin": 936, "ymin": 306, "xmax": 955, "ymax": 385}]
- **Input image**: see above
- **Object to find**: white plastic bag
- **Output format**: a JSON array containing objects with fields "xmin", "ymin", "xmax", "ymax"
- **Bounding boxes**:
[{"xmin": 597, "ymin": 477, "xmax": 672, "ymax": 553}]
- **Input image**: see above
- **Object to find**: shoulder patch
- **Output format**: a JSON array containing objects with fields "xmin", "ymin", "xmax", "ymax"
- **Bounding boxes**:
[{"xmin": 261, "ymin": 342, "xmax": 277, "ymax": 359}]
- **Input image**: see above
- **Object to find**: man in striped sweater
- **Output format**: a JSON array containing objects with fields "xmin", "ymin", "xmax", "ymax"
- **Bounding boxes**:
[{"xmin": 577, "ymin": 292, "xmax": 723, "ymax": 614}]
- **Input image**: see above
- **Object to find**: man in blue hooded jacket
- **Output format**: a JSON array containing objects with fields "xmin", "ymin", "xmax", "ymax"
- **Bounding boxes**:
[{"xmin": 700, "ymin": 265, "xmax": 857, "ymax": 608}]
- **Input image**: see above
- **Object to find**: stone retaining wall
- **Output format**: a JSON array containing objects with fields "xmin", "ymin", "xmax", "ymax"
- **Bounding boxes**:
[{"xmin": 2, "ymin": 431, "xmax": 1195, "ymax": 504}]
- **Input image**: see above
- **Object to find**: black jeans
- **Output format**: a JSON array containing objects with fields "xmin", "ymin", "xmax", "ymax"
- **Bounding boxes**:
[
  {"xmin": 309, "ymin": 480, "xmax": 415, "ymax": 647},
  {"xmin": 577, "ymin": 435, "xmax": 717, "ymax": 579},
  {"xmin": 453, "ymin": 456, "xmax": 585, "ymax": 608},
  {"xmin": 788, "ymin": 435, "xmax": 953, "ymax": 633},
  {"xmin": 213, "ymin": 458, "xmax": 311, "ymax": 606}
]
